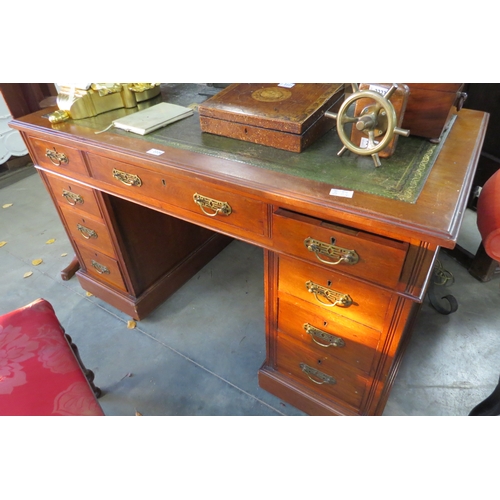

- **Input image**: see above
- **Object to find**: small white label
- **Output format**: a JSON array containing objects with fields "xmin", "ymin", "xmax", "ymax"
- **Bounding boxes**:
[
  {"xmin": 368, "ymin": 84, "xmax": 389, "ymax": 96},
  {"xmin": 147, "ymin": 148, "xmax": 165, "ymax": 156},
  {"xmin": 360, "ymin": 137, "xmax": 380, "ymax": 149},
  {"xmin": 278, "ymin": 83, "xmax": 295, "ymax": 88},
  {"xmin": 329, "ymin": 188, "xmax": 354, "ymax": 198}
]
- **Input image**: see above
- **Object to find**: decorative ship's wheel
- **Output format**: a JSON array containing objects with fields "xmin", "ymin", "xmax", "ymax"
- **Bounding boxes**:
[{"xmin": 326, "ymin": 83, "xmax": 410, "ymax": 167}]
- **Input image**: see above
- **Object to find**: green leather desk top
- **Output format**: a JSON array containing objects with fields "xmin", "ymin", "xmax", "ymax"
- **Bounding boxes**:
[{"xmin": 75, "ymin": 84, "xmax": 454, "ymax": 204}]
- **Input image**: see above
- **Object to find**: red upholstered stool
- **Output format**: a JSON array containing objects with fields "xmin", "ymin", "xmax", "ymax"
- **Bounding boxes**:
[{"xmin": 0, "ymin": 298, "xmax": 104, "ymax": 416}]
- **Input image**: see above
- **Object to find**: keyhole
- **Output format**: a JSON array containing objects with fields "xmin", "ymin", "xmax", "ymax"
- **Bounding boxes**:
[
  {"xmin": 323, "ymin": 321, "xmax": 328, "ymax": 327},
  {"xmin": 162, "ymin": 179, "xmax": 166, "ymax": 186},
  {"xmin": 327, "ymin": 280, "xmax": 332, "ymax": 287}
]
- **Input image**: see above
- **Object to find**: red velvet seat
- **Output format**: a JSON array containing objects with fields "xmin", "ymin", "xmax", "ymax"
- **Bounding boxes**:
[{"xmin": 0, "ymin": 298, "xmax": 104, "ymax": 416}]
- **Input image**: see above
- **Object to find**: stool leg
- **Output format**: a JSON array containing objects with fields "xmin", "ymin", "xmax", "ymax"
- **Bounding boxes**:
[
  {"xmin": 65, "ymin": 334, "xmax": 102, "ymax": 398},
  {"xmin": 468, "ymin": 242, "xmax": 499, "ymax": 282}
]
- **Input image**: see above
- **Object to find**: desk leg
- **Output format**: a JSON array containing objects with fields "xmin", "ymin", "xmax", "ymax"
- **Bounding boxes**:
[{"xmin": 61, "ymin": 255, "xmax": 80, "ymax": 281}]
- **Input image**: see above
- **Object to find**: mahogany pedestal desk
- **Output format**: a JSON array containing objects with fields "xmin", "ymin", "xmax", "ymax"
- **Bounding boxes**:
[{"xmin": 10, "ymin": 93, "xmax": 488, "ymax": 416}]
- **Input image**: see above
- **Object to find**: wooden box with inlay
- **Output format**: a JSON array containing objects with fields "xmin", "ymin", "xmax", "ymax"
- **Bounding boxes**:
[{"xmin": 198, "ymin": 83, "xmax": 345, "ymax": 152}]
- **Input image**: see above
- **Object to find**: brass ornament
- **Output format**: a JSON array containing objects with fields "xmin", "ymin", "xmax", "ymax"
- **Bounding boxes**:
[
  {"xmin": 325, "ymin": 83, "xmax": 410, "ymax": 167},
  {"xmin": 47, "ymin": 83, "xmax": 161, "ymax": 123}
]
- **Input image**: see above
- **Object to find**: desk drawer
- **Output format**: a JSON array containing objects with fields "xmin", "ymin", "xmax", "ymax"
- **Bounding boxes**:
[
  {"xmin": 44, "ymin": 172, "xmax": 102, "ymax": 219},
  {"xmin": 87, "ymin": 153, "xmax": 267, "ymax": 236},
  {"xmin": 29, "ymin": 136, "xmax": 89, "ymax": 176},
  {"xmin": 78, "ymin": 246, "xmax": 127, "ymax": 292},
  {"xmin": 60, "ymin": 205, "xmax": 115, "ymax": 258},
  {"xmin": 276, "ymin": 331, "xmax": 367, "ymax": 411},
  {"xmin": 278, "ymin": 255, "xmax": 392, "ymax": 331},
  {"xmin": 273, "ymin": 208, "xmax": 408, "ymax": 288},
  {"xmin": 278, "ymin": 295, "xmax": 381, "ymax": 374}
]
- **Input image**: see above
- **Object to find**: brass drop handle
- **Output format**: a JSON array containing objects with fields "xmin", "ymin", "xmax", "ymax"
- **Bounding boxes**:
[
  {"xmin": 77, "ymin": 223, "xmax": 98, "ymax": 240},
  {"xmin": 305, "ymin": 280, "xmax": 352, "ymax": 308},
  {"xmin": 62, "ymin": 189, "xmax": 83, "ymax": 206},
  {"xmin": 304, "ymin": 237, "xmax": 359, "ymax": 266},
  {"xmin": 300, "ymin": 363, "xmax": 336, "ymax": 385},
  {"xmin": 45, "ymin": 147, "xmax": 69, "ymax": 166},
  {"xmin": 193, "ymin": 193, "xmax": 232, "ymax": 217},
  {"xmin": 303, "ymin": 323, "xmax": 345, "ymax": 348},
  {"xmin": 112, "ymin": 168, "xmax": 142, "ymax": 187},
  {"xmin": 90, "ymin": 260, "xmax": 109, "ymax": 274}
]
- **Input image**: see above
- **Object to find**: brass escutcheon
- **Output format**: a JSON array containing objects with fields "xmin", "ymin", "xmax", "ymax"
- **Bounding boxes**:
[
  {"xmin": 304, "ymin": 237, "xmax": 359, "ymax": 266},
  {"xmin": 300, "ymin": 363, "xmax": 336, "ymax": 385},
  {"xmin": 77, "ymin": 223, "xmax": 98, "ymax": 240},
  {"xmin": 303, "ymin": 323, "xmax": 345, "ymax": 348},
  {"xmin": 305, "ymin": 280, "xmax": 352, "ymax": 308},
  {"xmin": 62, "ymin": 189, "xmax": 83, "ymax": 206},
  {"xmin": 45, "ymin": 147, "xmax": 68, "ymax": 166},
  {"xmin": 91, "ymin": 260, "xmax": 109, "ymax": 274},
  {"xmin": 193, "ymin": 193, "xmax": 232, "ymax": 217},
  {"xmin": 112, "ymin": 168, "xmax": 142, "ymax": 187}
]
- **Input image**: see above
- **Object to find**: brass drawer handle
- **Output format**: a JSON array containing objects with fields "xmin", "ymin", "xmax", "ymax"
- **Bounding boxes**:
[
  {"xmin": 62, "ymin": 189, "xmax": 84, "ymax": 206},
  {"xmin": 305, "ymin": 280, "xmax": 352, "ymax": 308},
  {"xmin": 300, "ymin": 363, "xmax": 336, "ymax": 385},
  {"xmin": 303, "ymin": 323, "xmax": 345, "ymax": 348},
  {"xmin": 112, "ymin": 168, "xmax": 142, "ymax": 187},
  {"xmin": 304, "ymin": 237, "xmax": 359, "ymax": 266},
  {"xmin": 193, "ymin": 193, "xmax": 232, "ymax": 217},
  {"xmin": 77, "ymin": 223, "xmax": 98, "ymax": 240},
  {"xmin": 90, "ymin": 260, "xmax": 109, "ymax": 274},
  {"xmin": 45, "ymin": 147, "xmax": 68, "ymax": 166}
]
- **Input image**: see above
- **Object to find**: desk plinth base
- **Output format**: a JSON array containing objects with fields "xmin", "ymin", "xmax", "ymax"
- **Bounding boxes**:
[{"xmin": 258, "ymin": 365, "xmax": 360, "ymax": 417}]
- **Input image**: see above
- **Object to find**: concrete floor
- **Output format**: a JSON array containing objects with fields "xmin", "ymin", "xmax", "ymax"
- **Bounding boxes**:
[{"xmin": 1, "ymin": 167, "xmax": 499, "ymax": 416}]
